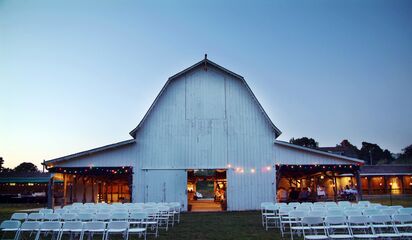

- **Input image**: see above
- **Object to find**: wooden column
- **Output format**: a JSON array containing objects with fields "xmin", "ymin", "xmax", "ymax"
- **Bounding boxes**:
[
  {"xmin": 104, "ymin": 182, "xmax": 108, "ymax": 203},
  {"xmin": 82, "ymin": 177, "xmax": 86, "ymax": 203},
  {"xmin": 355, "ymin": 170, "xmax": 363, "ymax": 201},
  {"xmin": 73, "ymin": 176, "xmax": 77, "ymax": 202},
  {"xmin": 110, "ymin": 182, "xmax": 113, "ymax": 203},
  {"xmin": 383, "ymin": 176, "xmax": 388, "ymax": 194},
  {"xmin": 367, "ymin": 177, "xmax": 372, "ymax": 195},
  {"xmin": 333, "ymin": 176, "xmax": 338, "ymax": 202},
  {"xmin": 47, "ymin": 177, "xmax": 54, "ymax": 209},
  {"xmin": 400, "ymin": 176, "xmax": 405, "ymax": 194},
  {"xmin": 91, "ymin": 177, "xmax": 95, "ymax": 203},
  {"xmin": 63, "ymin": 174, "xmax": 67, "ymax": 206},
  {"xmin": 129, "ymin": 173, "xmax": 133, "ymax": 203}
]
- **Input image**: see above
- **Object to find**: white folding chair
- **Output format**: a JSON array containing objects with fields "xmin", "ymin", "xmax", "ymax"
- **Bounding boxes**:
[
  {"xmin": 139, "ymin": 210, "xmax": 158, "ymax": 238},
  {"xmin": 399, "ymin": 207, "xmax": 412, "ymax": 215},
  {"xmin": 28, "ymin": 213, "xmax": 44, "ymax": 222},
  {"xmin": 348, "ymin": 215, "xmax": 377, "ymax": 239},
  {"xmin": 39, "ymin": 209, "xmax": 53, "ymax": 215},
  {"xmin": 61, "ymin": 213, "xmax": 77, "ymax": 222},
  {"xmin": 82, "ymin": 222, "xmax": 106, "ymax": 240},
  {"xmin": 287, "ymin": 210, "xmax": 308, "ymax": 240},
  {"xmin": 308, "ymin": 210, "xmax": 326, "ymax": 218},
  {"xmin": 43, "ymin": 214, "xmax": 60, "ymax": 222},
  {"xmin": 94, "ymin": 213, "xmax": 111, "ymax": 223},
  {"xmin": 156, "ymin": 206, "xmax": 170, "ymax": 231},
  {"xmin": 77, "ymin": 213, "xmax": 94, "ymax": 222},
  {"xmin": 327, "ymin": 210, "xmax": 345, "ymax": 217},
  {"xmin": 301, "ymin": 216, "xmax": 328, "ymax": 240},
  {"xmin": 380, "ymin": 209, "xmax": 397, "ymax": 216},
  {"xmin": 105, "ymin": 221, "xmax": 129, "ymax": 240},
  {"xmin": 0, "ymin": 220, "xmax": 20, "ymax": 240},
  {"xmin": 392, "ymin": 214, "xmax": 412, "ymax": 239},
  {"xmin": 363, "ymin": 209, "xmax": 381, "ymax": 216},
  {"xmin": 10, "ymin": 213, "xmax": 28, "ymax": 221},
  {"xmin": 264, "ymin": 205, "xmax": 279, "ymax": 230},
  {"xmin": 129, "ymin": 212, "xmax": 148, "ymax": 240},
  {"xmin": 325, "ymin": 216, "xmax": 352, "ymax": 239},
  {"xmin": 369, "ymin": 215, "xmax": 400, "ymax": 239},
  {"xmin": 15, "ymin": 221, "xmax": 41, "ymax": 240},
  {"xmin": 111, "ymin": 213, "xmax": 129, "ymax": 222},
  {"xmin": 58, "ymin": 221, "xmax": 83, "ymax": 240},
  {"xmin": 345, "ymin": 210, "xmax": 362, "ymax": 217},
  {"xmin": 53, "ymin": 209, "xmax": 66, "ymax": 215},
  {"xmin": 35, "ymin": 221, "xmax": 62, "ymax": 240}
]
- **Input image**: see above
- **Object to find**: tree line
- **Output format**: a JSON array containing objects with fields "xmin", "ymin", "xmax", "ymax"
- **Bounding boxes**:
[
  {"xmin": 289, "ymin": 137, "xmax": 412, "ymax": 165},
  {"xmin": 0, "ymin": 157, "xmax": 40, "ymax": 173}
]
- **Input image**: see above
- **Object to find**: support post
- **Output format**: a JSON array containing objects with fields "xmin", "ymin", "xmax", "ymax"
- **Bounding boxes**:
[
  {"xmin": 91, "ymin": 177, "xmax": 95, "ymax": 203},
  {"xmin": 82, "ymin": 177, "xmax": 86, "ymax": 203},
  {"xmin": 355, "ymin": 170, "xmax": 363, "ymax": 201},
  {"xmin": 47, "ymin": 176, "xmax": 54, "ymax": 209},
  {"xmin": 400, "ymin": 176, "xmax": 405, "ymax": 194},
  {"xmin": 105, "ymin": 182, "xmax": 108, "ymax": 203},
  {"xmin": 383, "ymin": 176, "xmax": 388, "ymax": 194},
  {"xmin": 73, "ymin": 176, "xmax": 77, "ymax": 202},
  {"xmin": 129, "ymin": 173, "xmax": 133, "ymax": 203},
  {"xmin": 63, "ymin": 174, "xmax": 67, "ymax": 206},
  {"xmin": 367, "ymin": 177, "xmax": 372, "ymax": 195}
]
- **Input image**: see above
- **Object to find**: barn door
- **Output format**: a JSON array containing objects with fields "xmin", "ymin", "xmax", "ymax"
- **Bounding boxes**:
[{"xmin": 144, "ymin": 170, "xmax": 187, "ymax": 210}]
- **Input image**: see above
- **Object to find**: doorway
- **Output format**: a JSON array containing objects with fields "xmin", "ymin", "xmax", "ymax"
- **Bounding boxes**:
[{"xmin": 187, "ymin": 169, "xmax": 227, "ymax": 212}]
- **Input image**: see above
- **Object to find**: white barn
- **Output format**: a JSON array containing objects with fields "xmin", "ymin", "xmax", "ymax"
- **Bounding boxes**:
[{"xmin": 44, "ymin": 57, "xmax": 363, "ymax": 211}]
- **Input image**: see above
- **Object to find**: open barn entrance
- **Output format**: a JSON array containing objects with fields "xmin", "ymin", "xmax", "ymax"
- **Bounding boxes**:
[
  {"xmin": 276, "ymin": 164, "xmax": 362, "ymax": 203},
  {"xmin": 47, "ymin": 166, "xmax": 133, "ymax": 207},
  {"xmin": 187, "ymin": 169, "xmax": 227, "ymax": 212}
]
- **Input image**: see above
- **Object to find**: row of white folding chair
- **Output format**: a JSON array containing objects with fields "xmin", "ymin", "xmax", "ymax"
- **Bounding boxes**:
[
  {"xmin": 282, "ymin": 212, "xmax": 412, "ymax": 240},
  {"xmin": 1, "ymin": 220, "xmax": 147, "ymax": 240},
  {"xmin": 267, "ymin": 206, "xmax": 410, "ymax": 234},
  {"xmin": 13, "ymin": 211, "xmax": 163, "ymax": 223}
]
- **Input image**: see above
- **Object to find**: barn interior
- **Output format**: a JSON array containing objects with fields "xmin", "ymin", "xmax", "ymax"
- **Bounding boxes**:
[
  {"xmin": 187, "ymin": 169, "xmax": 227, "ymax": 212},
  {"xmin": 276, "ymin": 164, "xmax": 362, "ymax": 202},
  {"xmin": 47, "ymin": 166, "xmax": 132, "ymax": 207}
]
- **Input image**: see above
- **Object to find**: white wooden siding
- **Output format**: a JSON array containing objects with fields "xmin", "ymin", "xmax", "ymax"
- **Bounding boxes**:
[
  {"xmin": 51, "ymin": 145, "xmax": 136, "ymax": 167},
  {"xmin": 134, "ymin": 64, "xmax": 278, "ymax": 210},
  {"xmin": 275, "ymin": 144, "xmax": 358, "ymax": 165}
]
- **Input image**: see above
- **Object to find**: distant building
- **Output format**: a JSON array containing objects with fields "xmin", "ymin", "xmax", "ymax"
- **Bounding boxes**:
[{"xmin": 0, "ymin": 172, "xmax": 62, "ymax": 203}]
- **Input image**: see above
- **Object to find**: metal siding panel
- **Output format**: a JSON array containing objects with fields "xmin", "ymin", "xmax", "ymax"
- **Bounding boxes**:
[
  {"xmin": 143, "ymin": 170, "xmax": 187, "ymax": 209},
  {"xmin": 275, "ymin": 144, "xmax": 356, "ymax": 165},
  {"xmin": 55, "ymin": 145, "xmax": 136, "ymax": 167}
]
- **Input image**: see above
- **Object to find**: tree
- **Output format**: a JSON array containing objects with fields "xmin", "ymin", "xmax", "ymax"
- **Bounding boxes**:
[
  {"xmin": 289, "ymin": 137, "xmax": 319, "ymax": 149},
  {"xmin": 396, "ymin": 144, "xmax": 412, "ymax": 164},
  {"xmin": 14, "ymin": 162, "xmax": 39, "ymax": 173},
  {"xmin": 336, "ymin": 139, "xmax": 360, "ymax": 158},
  {"xmin": 358, "ymin": 142, "xmax": 393, "ymax": 165},
  {"xmin": 402, "ymin": 144, "xmax": 412, "ymax": 158},
  {"xmin": 0, "ymin": 157, "xmax": 3, "ymax": 171}
]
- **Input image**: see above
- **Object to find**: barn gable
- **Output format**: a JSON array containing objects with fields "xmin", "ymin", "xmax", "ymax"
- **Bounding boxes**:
[{"xmin": 129, "ymin": 58, "xmax": 282, "ymax": 139}]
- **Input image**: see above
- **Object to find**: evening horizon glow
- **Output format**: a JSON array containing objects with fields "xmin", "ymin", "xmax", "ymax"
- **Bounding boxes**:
[{"xmin": 0, "ymin": 0, "xmax": 411, "ymax": 168}]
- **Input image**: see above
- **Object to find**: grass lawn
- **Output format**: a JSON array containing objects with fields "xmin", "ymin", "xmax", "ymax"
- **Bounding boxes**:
[{"xmin": 1, "ymin": 196, "xmax": 411, "ymax": 240}]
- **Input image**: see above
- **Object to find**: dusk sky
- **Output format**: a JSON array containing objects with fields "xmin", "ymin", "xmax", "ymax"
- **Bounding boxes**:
[{"xmin": 1, "ymin": 0, "xmax": 411, "ymax": 168}]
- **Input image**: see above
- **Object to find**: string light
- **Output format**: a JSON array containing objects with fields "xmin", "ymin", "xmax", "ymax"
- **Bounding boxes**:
[{"xmin": 250, "ymin": 168, "xmax": 256, "ymax": 173}]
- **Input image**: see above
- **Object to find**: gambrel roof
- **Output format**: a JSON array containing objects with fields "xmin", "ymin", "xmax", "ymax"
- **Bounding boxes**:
[{"xmin": 129, "ymin": 57, "xmax": 282, "ymax": 138}]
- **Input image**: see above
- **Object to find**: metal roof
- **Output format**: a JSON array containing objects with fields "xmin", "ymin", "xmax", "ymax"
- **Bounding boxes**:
[
  {"xmin": 274, "ymin": 140, "xmax": 365, "ymax": 164},
  {"xmin": 44, "ymin": 139, "xmax": 135, "ymax": 165},
  {"xmin": 129, "ymin": 57, "xmax": 282, "ymax": 138}
]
